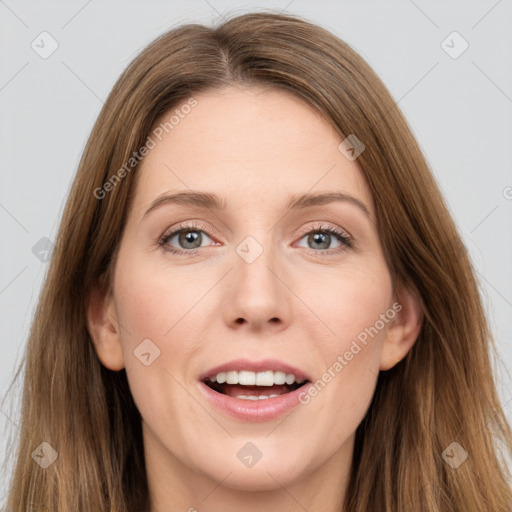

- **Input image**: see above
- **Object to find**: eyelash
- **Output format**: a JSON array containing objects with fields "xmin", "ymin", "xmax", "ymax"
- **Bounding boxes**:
[{"xmin": 158, "ymin": 221, "xmax": 353, "ymax": 257}]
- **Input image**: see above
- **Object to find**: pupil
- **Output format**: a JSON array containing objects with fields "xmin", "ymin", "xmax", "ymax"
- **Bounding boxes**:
[
  {"xmin": 180, "ymin": 230, "xmax": 201, "ymax": 249},
  {"xmin": 309, "ymin": 232, "xmax": 330, "ymax": 250}
]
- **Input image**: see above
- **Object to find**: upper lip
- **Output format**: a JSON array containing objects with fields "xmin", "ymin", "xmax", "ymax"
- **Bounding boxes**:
[{"xmin": 199, "ymin": 359, "xmax": 312, "ymax": 382}]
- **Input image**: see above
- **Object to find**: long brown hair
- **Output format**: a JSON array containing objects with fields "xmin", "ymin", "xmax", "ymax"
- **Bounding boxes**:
[{"xmin": 4, "ymin": 11, "xmax": 511, "ymax": 511}]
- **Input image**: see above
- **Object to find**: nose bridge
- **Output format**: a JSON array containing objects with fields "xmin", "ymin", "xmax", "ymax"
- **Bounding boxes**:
[
  {"xmin": 234, "ymin": 232, "xmax": 280, "ymax": 293},
  {"xmin": 225, "ymin": 230, "xmax": 291, "ymax": 328}
]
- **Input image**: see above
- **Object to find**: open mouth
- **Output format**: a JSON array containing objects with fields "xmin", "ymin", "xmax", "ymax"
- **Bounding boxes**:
[{"xmin": 203, "ymin": 372, "xmax": 310, "ymax": 401}]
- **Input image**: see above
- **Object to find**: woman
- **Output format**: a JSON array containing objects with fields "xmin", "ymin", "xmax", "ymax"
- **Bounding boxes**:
[{"xmin": 4, "ymin": 11, "xmax": 511, "ymax": 512}]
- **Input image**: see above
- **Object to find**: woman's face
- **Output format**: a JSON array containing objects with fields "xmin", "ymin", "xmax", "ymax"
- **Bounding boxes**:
[{"xmin": 91, "ymin": 86, "xmax": 418, "ymax": 501}]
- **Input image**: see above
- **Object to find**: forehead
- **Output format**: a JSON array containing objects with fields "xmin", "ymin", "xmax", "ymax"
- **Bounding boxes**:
[{"xmin": 131, "ymin": 86, "xmax": 373, "ymax": 217}]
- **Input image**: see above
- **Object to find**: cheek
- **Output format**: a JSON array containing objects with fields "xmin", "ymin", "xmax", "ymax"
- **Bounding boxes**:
[
  {"xmin": 296, "ymin": 264, "xmax": 392, "ymax": 418},
  {"xmin": 113, "ymin": 250, "xmax": 210, "ymax": 347},
  {"xmin": 303, "ymin": 261, "xmax": 393, "ymax": 351},
  {"xmin": 113, "ymin": 259, "xmax": 206, "ymax": 450}
]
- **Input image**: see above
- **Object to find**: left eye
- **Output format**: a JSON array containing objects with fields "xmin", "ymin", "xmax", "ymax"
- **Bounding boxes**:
[{"xmin": 296, "ymin": 229, "xmax": 346, "ymax": 251}]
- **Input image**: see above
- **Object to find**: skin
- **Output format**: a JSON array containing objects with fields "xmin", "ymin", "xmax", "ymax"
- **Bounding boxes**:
[{"xmin": 87, "ymin": 85, "xmax": 422, "ymax": 512}]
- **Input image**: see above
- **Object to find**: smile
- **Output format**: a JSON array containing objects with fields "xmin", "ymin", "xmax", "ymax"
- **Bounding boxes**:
[
  {"xmin": 204, "ymin": 370, "xmax": 307, "ymax": 400},
  {"xmin": 198, "ymin": 361, "xmax": 313, "ymax": 421}
]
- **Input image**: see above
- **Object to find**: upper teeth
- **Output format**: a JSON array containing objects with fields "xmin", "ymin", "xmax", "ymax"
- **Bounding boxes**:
[{"xmin": 207, "ymin": 370, "xmax": 305, "ymax": 386}]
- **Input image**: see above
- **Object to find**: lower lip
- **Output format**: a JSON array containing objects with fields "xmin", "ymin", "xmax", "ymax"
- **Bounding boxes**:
[{"xmin": 198, "ymin": 381, "xmax": 312, "ymax": 422}]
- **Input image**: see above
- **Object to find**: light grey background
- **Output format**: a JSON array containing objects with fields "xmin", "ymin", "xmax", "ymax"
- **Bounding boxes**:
[{"xmin": 1, "ymin": 0, "xmax": 511, "ymax": 502}]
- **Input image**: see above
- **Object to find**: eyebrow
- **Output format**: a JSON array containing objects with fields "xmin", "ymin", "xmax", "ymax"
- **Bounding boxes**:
[{"xmin": 143, "ymin": 190, "xmax": 371, "ymax": 219}]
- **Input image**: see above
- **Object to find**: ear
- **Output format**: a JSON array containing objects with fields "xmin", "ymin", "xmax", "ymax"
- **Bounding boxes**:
[
  {"xmin": 85, "ymin": 279, "xmax": 125, "ymax": 371},
  {"xmin": 379, "ymin": 284, "xmax": 423, "ymax": 371}
]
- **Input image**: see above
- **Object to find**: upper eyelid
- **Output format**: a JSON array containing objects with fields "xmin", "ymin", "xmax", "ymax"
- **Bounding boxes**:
[
  {"xmin": 161, "ymin": 221, "xmax": 217, "ymax": 240},
  {"xmin": 296, "ymin": 222, "xmax": 351, "ymax": 237}
]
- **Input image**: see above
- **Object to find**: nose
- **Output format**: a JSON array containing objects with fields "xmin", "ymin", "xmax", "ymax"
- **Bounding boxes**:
[{"xmin": 221, "ymin": 236, "xmax": 293, "ymax": 333}]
